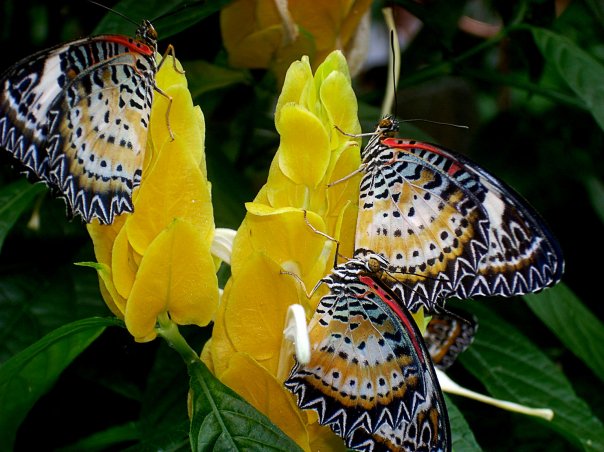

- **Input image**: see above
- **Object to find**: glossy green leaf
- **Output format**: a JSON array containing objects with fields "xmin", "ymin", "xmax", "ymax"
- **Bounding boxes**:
[
  {"xmin": 137, "ymin": 341, "xmax": 191, "ymax": 449},
  {"xmin": 59, "ymin": 422, "xmax": 140, "ymax": 452},
  {"xmin": 0, "ymin": 317, "xmax": 121, "ymax": 450},
  {"xmin": 0, "ymin": 268, "xmax": 109, "ymax": 363},
  {"xmin": 185, "ymin": 60, "xmax": 250, "ymax": 98},
  {"xmin": 460, "ymin": 304, "xmax": 604, "ymax": 451},
  {"xmin": 93, "ymin": 0, "xmax": 235, "ymax": 38},
  {"xmin": 188, "ymin": 360, "xmax": 302, "ymax": 452},
  {"xmin": 529, "ymin": 26, "xmax": 604, "ymax": 131},
  {"xmin": 525, "ymin": 284, "xmax": 604, "ymax": 383},
  {"xmin": 584, "ymin": 176, "xmax": 604, "ymax": 224},
  {"xmin": 446, "ymin": 395, "xmax": 482, "ymax": 451},
  {"xmin": 0, "ymin": 179, "xmax": 45, "ymax": 251}
]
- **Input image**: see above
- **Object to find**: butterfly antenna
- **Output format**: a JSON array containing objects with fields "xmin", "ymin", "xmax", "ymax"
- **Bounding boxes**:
[
  {"xmin": 88, "ymin": 0, "xmax": 138, "ymax": 26},
  {"xmin": 401, "ymin": 118, "xmax": 469, "ymax": 130},
  {"xmin": 381, "ymin": 7, "xmax": 400, "ymax": 117},
  {"xmin": 391, "ymin": 29, "xmax": 398, "ymax": 114}
]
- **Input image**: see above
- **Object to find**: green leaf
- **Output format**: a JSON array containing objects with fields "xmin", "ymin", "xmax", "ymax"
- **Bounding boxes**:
[
  {"xmin": 0, "ymin": 179, "xmax": 45, "ymax": 251},
  {"xmin": 459, "ymin": 304, "xmax": 604, "ymax": 451},
  {"xmin": 0, "ymin": 317, "xmax": 121, "ymax": 450},
  {"xmin": 0, "ymin": 268, "xmax": 109, "ymax": 363},
  {"xmin": 188, "ymin": 360, "xmax": 302, "ymax": 452},
  {"xmin": 584, "ymin": 176, "xmax": 604, "ymax": 224},
  {"xmin": 136, "ymin": 341, "xmax": 191, "ymax": 450},
  {"xmin": 59, "ymin": 422, "xmax": 140, "ymax": 452},
  {"xmin": 185, "ymin": 61, "xmax": 250, "ymax": 98},
  {"xmin": 525, "ymin": 284, "xmax": 604, "ymax": 383},
  {"xmin": 93, "ymin": 0, "xmax": 235, "ymax": 39},
  {"xmin": 446, "ymin": 395, "xmax": 482, "ymax": 451},
  {"xmin": 529, "ymin": 26, "xmax": 604, "ymax": 131}
]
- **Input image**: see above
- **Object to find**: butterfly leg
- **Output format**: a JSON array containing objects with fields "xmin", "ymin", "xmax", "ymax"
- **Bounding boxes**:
[
  {"xmin": 302, "ymin": 210, "xmax": 338, "ymax": 243},
  {"xmin": 153, "ymin": 85, "xmax": 175, "ymax": 141},
  {"xmin": 153, "ymin": 45, "xmax": 185, "ymax": 141},
  {"xmin": 157, "ymin": 44, "xmax": 185, "ymax": 74}
]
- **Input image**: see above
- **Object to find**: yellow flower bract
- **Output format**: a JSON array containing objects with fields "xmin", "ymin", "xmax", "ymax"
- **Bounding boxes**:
[
  {"xmin": 86, "ymin": 56, "xmax": 218, "ymax": 342},
  {"xmin": 202, "ymin": 51, "xmax": 359, "ymax": 451}
]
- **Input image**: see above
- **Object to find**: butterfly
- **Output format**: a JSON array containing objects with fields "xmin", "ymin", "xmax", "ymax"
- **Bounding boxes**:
[
  {"xmin": 285, "ymin": 254, "xmax": 450, "ymax": 452},
  {"xmin": 0, "ymin": 19, "xmax": 164, "ymax": 224},
  {"xmin": 354, "ymin": 115, "xmax": 564, "ymax": 313},
  {"xmin": 424, "ymin": 312, "xmax": 477, "ymax": 371}
]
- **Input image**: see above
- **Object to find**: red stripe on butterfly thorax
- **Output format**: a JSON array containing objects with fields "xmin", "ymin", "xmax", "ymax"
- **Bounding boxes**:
[
  {"xmin": 98, "ymin": 35, "xmax": 155, "ymax": 56},
  {"xmin": 357, "ymin": 274, "xmax": 426, "ymax": 364},
  {"xmin": 382, "ymin": 137, "xmax": 464, "ymax": 176}
]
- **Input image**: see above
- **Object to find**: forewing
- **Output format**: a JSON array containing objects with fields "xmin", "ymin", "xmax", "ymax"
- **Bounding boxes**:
[
  {"xmin": 356, "ymin": 139, "xmax": 491, "ymax": 311},
  {"xmin": 356, "ymin": 138, "xmax": 563, "ymax": 310}
]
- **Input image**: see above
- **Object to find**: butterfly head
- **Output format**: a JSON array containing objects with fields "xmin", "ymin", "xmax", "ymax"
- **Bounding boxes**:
[
  {"xmin": 135, "ymin": 20, "xmax": 158, "ymax": 52},
  {"xmin": 376, "ymin": 114, "xmax": 399, "ymax": 138},
  {"xmin": 361, "ymin": 115, "xmax": 400, "ymax": 162}
]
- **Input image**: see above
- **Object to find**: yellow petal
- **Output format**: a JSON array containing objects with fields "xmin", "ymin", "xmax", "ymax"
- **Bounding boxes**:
[
  {"xmin": 231, "ymin": 207, "xmax": 332, "ymax": 289},
  {"xmin": 264, "ymin": 155, "xmax": 312, "ymax": 209},
  {"xmin": 275, "ymin": 58, "xmax": 313, "ymax": 122},
  {"xmin": 86, "ymin": 214, "xmax": 127, "ymax": 267},
  {"xmin": 277, "ymin": 104, "xmax": 330, "ymax": 188},
  {"xmin": 112, "ymin": 226, "xmax": 137, "ymax": 300},
  {"xmin": 224, "ymin": 252, "xmax": 300, "ymax": 374},
  {"xmin": 204, "ymin": 279, "xmax": 237, "ymax": 378},
  {"xmin": 221, "ymin": 352, "xmax": 310, "ymax": 451},
  {"xmin": 126, "ymin": 219, "xmax": 219, "ymax": 342},
  {"xmin": 126, "ymin": 137, "xmax": 213, "ymax": 255},
  {"xmin": 319, "ymin": 70, "xmax": 361, "ymax": 149},
  {"xmin": 307, "ymin": 422, "xmax": 347, "ymax": 452}
]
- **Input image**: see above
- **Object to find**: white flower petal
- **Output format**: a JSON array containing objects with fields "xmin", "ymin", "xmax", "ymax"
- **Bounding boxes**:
[{"xmin": 437, "ymin": 369, "xmax": 554, "ymax": 421}]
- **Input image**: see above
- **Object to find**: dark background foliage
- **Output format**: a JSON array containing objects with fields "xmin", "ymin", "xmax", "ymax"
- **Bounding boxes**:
[{"xmin": 0, "ymin": 0, "xmax": 602, "ymax": 450}]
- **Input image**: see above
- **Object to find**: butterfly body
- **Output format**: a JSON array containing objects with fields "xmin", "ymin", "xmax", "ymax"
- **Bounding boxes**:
[
  {"xmin": 0, "ymin": 20, "xmax": 159, "ymax": 224},
  {"xmin": 285, "ymin": 256, "xmax": 450, "ymax": 452},
  {"xmin": 355, "ymin": 116, "xmax": 564, "ymax": 312}
]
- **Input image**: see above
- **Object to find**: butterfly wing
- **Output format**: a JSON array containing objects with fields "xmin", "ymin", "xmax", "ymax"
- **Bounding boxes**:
[
  {"xmin": 424, "ymin": 312, "xmax": 477, "ymax": 370},
  {"xmin": 356, "ymin": 137, "xmax": 563, "ymax": 311},
  {"xmin": 0, "ymin": 35, "xmax": 156, "ymax": 224},
  {"xmin": 285, "ymin": 262, "xmax": 449, "ymax": 451}
]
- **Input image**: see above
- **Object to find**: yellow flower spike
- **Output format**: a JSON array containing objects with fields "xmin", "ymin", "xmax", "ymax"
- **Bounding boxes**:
[
  {"xmin": 126, "ymin": 219, "xmax": 218, "ymax": 342},
  {"xmin": 276, "ymin": 104, "xmax": 330, "ymax": 188},
  {"xmin": 86, "ymin": 54, "xmax": 217, "ymax": 341},
  {"xmin": 203, "ymin": 51, "xmax": 361, "ymax": 449},
  {"xmin": 223, "ymin": 252, "xmax": 302, "ymax": 374},
  {"xmin": 221, "ymin": 352, "xmax": 311, "ymax": 451}
]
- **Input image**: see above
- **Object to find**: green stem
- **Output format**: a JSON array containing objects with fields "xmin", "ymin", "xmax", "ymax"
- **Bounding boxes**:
[{"xmin": 156, "ymin": 313, "xmax": 199, "ymax": 366}]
